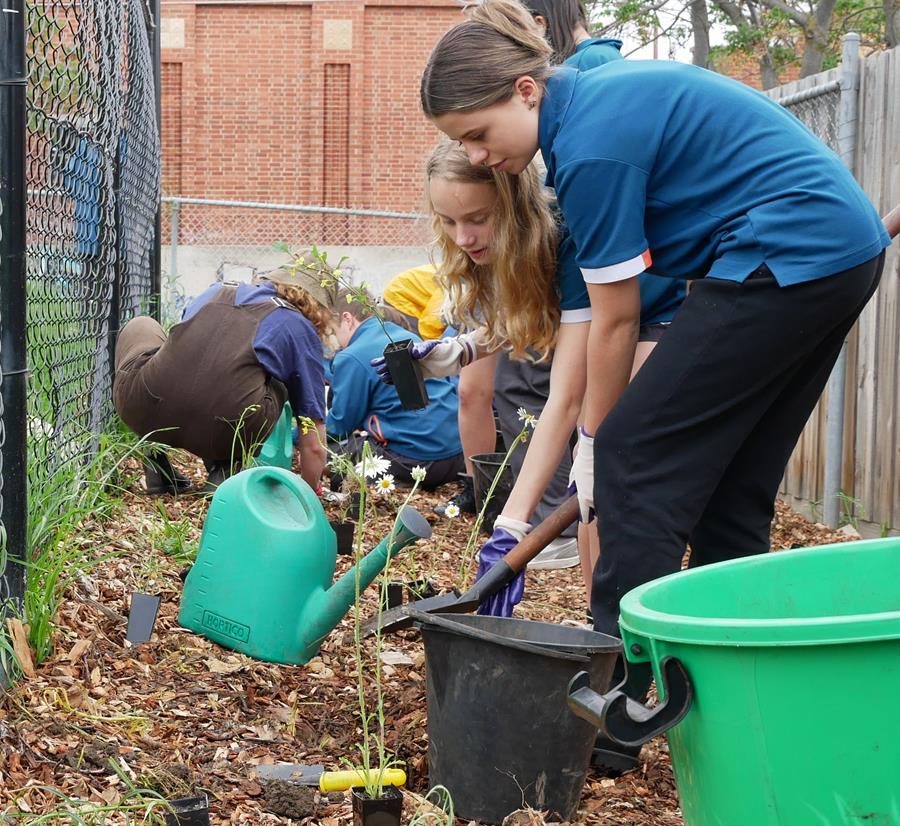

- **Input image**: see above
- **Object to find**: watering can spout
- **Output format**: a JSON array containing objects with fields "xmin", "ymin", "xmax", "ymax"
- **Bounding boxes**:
[{"xmin": 300, "ymin": 506, "xmax": 432, "ymax": 656}]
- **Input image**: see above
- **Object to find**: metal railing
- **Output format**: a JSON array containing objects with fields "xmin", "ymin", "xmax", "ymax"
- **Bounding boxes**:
[{"xmin": 160, "ymin": 196, "xmax": 432, "ymax": 321}]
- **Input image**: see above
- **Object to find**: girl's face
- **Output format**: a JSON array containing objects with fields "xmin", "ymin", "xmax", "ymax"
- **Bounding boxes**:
[
  {"xmin": 429, "ymin": 177, "xmax": 497, "ymax": 265},
  {"xmin": 432, "ymin": 79, "xmax": 541, "ymax": 175}
]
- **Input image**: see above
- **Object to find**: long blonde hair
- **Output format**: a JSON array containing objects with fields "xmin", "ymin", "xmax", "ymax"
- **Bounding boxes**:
[
  {"xmin": 421, "ymin": 0, "xmax": 552, "ymax": 117},
  {"xmin": 426, "ymin": 141, "xmax": 559, "ymax": 360}
]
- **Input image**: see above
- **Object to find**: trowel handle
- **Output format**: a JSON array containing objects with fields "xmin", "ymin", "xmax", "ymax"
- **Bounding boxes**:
[
  {"xmin": 320, "ymin": 768, "xmax": 406, "ymax": 792},
  {"xmin": 504, "ymin": 495, "xmax": 580, "ymax": 573}
]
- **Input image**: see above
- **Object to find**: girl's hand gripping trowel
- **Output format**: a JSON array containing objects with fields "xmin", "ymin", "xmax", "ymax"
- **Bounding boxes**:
[{"xmin": 362, "ymin": 495, "xmax": 580, "ymax": 637}]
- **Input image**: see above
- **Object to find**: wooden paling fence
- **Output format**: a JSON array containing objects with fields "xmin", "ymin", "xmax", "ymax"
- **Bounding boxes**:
[{"xmin": 774, "ymin": 45, "xmax": 900, "ymax": 534}]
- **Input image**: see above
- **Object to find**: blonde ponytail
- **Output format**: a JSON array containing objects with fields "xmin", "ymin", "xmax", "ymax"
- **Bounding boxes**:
[{"xmin": 421, "ymin": 0, "xmax": 553, "ymax": 117}]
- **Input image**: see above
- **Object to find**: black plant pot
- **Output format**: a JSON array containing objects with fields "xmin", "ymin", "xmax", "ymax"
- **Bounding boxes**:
[
  {"xmin": 382, "ymin": 340, "xmax": 429, "ymax": 411},
  {"xmin": 406, "ymin": 579, "xmax": 437, "ymax": 601},
  {"xmin": 165, "ymin": 795, "xmax": 210, "ymax": 826},
  {"xmin": 380, "ymin": 581, "xmax": 404, "ymax": 611},
  {"xmin": 351, "ymin": 785, "xmax": 403, "ymax": 826},
  {"xmin": 329, "ymin": 519, "xmax": 356, "ymax": 556}
]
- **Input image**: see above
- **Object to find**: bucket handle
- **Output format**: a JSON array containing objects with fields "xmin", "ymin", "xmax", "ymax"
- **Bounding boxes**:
[{"xmin": 566, "ymin": 657, "xmax": 693, "ymax": 747}]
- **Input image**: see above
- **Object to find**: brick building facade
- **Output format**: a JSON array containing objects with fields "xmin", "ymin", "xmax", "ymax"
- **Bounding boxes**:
[{"xmin": 160, "ymin": 0, "xmax": 460, "ymax": 213}]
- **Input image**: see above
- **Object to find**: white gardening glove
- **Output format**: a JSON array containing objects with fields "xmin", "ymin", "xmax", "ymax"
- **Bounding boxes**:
[
  {"xmin": 567, "ymin": 426, "xmax": 595, "ymax": 522},
  {"xmin": 370, "ymin": 331, "xmax": 482, "ymax": 381},
  {"xmin": 492, "ymin": 514, "xmax": 532, "ymax": 542}
]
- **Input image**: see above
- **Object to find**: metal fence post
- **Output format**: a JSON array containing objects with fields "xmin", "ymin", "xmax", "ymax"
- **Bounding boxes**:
[
  {"xmin": 822, "ymin": 32, "xmax": 860, "ymax": 528},
  {"xmin": 0, "ymin": 0, "xmax": 29, "ymax": 611},
  {"xmin": 148, "ymin": 0, "xmax": 162, "ymax": 321},
  {"xmin": 169, "ymin": 198, "xmax": 181, "ymax": 284}
]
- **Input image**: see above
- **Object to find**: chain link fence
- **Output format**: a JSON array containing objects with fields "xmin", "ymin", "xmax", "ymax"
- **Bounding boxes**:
[
  {"xmin": 0, "ymin": 0, "xmax": 160, "ymax": 608},
  {"xmin": 161, "ymin": 197, "xmax": 432, "ymax": 322},
  {"xmin": 771, "ymin": 80, "xmax": 841, "ymax": 152}
]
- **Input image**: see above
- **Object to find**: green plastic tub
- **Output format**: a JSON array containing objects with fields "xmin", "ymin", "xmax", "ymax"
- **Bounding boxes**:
[{"xmin": 588, "ymin": 538, "xmax": 900, "ymax": 825}]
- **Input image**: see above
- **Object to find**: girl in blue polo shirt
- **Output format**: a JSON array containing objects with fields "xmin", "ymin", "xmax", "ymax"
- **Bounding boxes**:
[{"xmin": 420, "ymin": 0, "xmax": 889, "ymax": 641}]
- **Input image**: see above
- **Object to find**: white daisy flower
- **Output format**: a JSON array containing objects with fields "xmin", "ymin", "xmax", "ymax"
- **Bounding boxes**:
[
  {"xmin": 444, "ymin": 503, "xmax": 460, "ymax": 518},
  {"xmin": 376, "ymin": 474, "xmax": 395, "ymax": 495},
  {"xmin": 411, "ymin": 466, "xmax": 427, "ymax": 483},
  {"xmin": 355, "ymin": 454, "xmax": 391, "ymax": 479},
  {"xmin": 517, "ymin": 407, "xmax": 537, "ymax": 429}
]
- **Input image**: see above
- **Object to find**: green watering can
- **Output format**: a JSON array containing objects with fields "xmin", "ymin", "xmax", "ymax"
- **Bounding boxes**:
[{"xmin": 178, "ymin": 466, "xmax": 432, "ymax": 664}]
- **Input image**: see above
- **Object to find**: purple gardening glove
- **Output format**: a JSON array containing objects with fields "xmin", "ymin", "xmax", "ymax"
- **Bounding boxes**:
[
  {"xmin": 370, "ymin": 339, "xmax": 442, "ymax": 384},
  {"xmin": 475, "ymin": 516, "xmax": 531, "ymax": 617}
]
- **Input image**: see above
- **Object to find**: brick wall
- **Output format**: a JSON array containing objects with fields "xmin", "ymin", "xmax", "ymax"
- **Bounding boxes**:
[{"xmin": 160, "ymin": 0, "xmax": 459, "ymax": 214}]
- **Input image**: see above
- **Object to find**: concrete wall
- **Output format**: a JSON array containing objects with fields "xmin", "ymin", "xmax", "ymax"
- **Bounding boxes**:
[{"xmin": 162, "ymin": 243, "xmax": 431, "ymax": 320}]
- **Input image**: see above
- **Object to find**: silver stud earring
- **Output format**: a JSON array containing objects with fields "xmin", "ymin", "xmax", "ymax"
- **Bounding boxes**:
[{"xmin": 529, "ymin": 99, "xmax": 536, "ymax": 109}]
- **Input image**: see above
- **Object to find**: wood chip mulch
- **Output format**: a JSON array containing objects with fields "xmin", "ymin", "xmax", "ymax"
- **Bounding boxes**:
[{"xmin": 0, "ymin": 455, "xmax": 849, "ymax": 824}]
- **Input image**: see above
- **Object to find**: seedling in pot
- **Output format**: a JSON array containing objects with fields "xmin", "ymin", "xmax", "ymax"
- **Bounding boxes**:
[
  {"xmin": 382, "ymin": 339, "xmax": 430, "ymax": 410},
  {"xmin": 352, "ymin": 784, "xmax": 404, "ymax": 826}
]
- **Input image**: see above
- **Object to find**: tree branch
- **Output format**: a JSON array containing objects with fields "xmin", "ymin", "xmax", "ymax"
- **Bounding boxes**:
[{"xmin": 755, "ymin": 0, "xmax": 809, "ymax": 28}]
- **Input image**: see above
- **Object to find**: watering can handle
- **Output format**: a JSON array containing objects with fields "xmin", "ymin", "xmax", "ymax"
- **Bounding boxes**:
[{"xmin": 567, "ymin": 657, "xmax": 693, "ymax": 747}]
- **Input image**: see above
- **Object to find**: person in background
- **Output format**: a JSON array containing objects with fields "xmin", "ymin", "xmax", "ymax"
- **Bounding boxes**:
[
  {"xmin": 327, "ymin": 289, "xmax": 465, "ymax": 489},
  {"xmin": 523, "ymin": 0, "xmax": 623, "ymax": 69},
  {"xmin": 381, "ymin": 264, "xmax": 448, "ymax": 339},
  {"xmin": 113, "ymin": 272, "xmax": 329, "ymax": 494}
]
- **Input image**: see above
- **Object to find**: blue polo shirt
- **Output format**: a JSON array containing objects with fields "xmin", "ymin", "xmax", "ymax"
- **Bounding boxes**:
[
  {"xmin": 564, "ymin": 37, "xmax": 623, "ymax": 71},
  {"xmin": 327, "ymin": 318, "xmax": 462, "ymax": 461},
  {"xmin": 557, "ymin": 217, "xmax": 685, "ymax": 325},
  {"xmin": 184, "ymin": 282, "xmax": 325, "ymax": 421},
  {"xmin": 540, "ymin": 63, "xmax": 889, "ymax": 286}
]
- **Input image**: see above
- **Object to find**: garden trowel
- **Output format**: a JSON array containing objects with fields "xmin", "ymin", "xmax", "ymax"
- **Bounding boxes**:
[
  {"xmin": 251, "ymin": 764, "xmax": 406, "ymax": 791},
  {"xmin": 362, "ymin": 494, "xmax": 580, "ymax": 636}
]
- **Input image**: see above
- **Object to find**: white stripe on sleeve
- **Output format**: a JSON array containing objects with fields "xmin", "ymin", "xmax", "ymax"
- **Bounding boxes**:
[
  {"xmin": 581, "ymin": 250, "xmax": 651, "ymax": 284},
  {"xmin": 560, "ymin": 306, "xmax": 592, "ymax": 324}
]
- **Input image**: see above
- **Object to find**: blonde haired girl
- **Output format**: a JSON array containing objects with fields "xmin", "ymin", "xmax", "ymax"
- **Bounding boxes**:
[{"xmin": 376, "ymin": 140, "xmax": 683, "ymax": 609}]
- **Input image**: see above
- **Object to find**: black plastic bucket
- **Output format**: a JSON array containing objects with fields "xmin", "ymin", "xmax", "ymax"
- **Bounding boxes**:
[
  {"xmin": 415, "ymin": 612, "xmax": 621, "ymax": 824},
  {"xmin": 469, "ymin": 453, "xmax": 514, "ymax": 528}
]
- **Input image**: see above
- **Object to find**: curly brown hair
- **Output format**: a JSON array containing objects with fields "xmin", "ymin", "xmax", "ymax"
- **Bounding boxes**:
[{"xmin": 269, "ymin": 281, "xmax": 334, "ymax": 339}]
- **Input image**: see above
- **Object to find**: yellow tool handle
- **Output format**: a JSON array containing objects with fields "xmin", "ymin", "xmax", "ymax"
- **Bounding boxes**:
[{"xmin": 319, "ymin": 768, "xmax": 407, "ymax": 792}]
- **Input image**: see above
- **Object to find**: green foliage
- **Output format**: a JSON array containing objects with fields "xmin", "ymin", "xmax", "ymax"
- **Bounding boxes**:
[
  {"xmin": 407, "ymin": 785, "xmax": 455, "ymax": 826},
  {"xmin": 21, "ymin": 430, "xmax": 144, "ymax": 665},
  {"xmin": 151, "ymin": 501, "xmax": 197, "ymax": 567},
  {"xmin": 590, "ymin": 0, "xmax": 891, "ymax": 86},
  {"xmin": 276, "ymin": 243, "xmax": 396, "ymax": 342}
]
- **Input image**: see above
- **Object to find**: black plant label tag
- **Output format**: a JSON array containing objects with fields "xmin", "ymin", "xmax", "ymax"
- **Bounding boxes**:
[{"xmin": 126, "ymin": 593, "xmax": 162, "ymax": 644}]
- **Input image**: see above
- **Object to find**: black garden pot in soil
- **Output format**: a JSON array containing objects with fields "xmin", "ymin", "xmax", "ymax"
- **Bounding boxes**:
[
  {"xmin": 382, "ymin": 340, "xmax": 429, "ymax": 411},
  {"xmin": 164, "ymin": 795, "xmax": 210, "ymax": 826},
  {"xmin": 329, "ymin": 519, "xmax": 356, "ymax": 556},
  {"xmin": 406, "ymin": 579, "xmax": 437, "ymax": 601},
  {"xmin": 379, "ymin": 581, "xmax": 404, "ymax": 611},
  {"xmin": 351, "ymin": 785, "xmax": 403, "ymax": 826}
]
